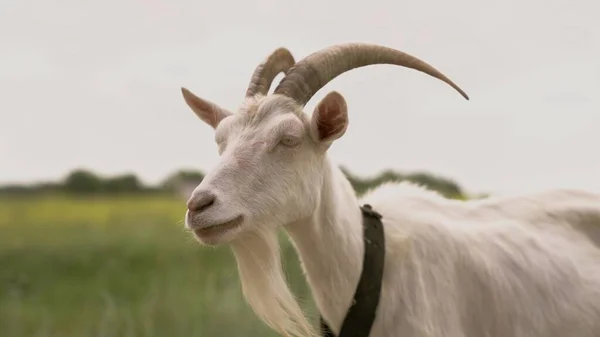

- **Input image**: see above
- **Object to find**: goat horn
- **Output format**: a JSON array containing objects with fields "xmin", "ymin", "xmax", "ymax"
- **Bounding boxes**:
[
  {"xmin": 245, "ymin": 47, "xmax": 296, "ymax": 98},
  {"xmin": 273, "ymin": 43, "xmax": 469, "ymax": 106}
]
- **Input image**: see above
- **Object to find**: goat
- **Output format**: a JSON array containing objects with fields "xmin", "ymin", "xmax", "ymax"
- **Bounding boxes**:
[{"xmin": 180, "ymin": 43, "xmax": 600, "ymax": 337}]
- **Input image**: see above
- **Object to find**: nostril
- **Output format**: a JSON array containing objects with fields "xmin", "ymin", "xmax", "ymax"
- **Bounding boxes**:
[{"xmin": 187, "ymin": 192, "xmax": 216, "ymax": 212}]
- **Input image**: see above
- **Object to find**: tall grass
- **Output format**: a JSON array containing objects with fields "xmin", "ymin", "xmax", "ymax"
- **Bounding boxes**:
[{"xmin": 0, "ymin": 195, "xmax": 312, "ymax": 337}]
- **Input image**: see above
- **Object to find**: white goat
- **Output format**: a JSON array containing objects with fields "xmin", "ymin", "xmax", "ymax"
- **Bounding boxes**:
[{"xmin": 180, "ymin": 43, "xmax": 600, "ymax": 337}]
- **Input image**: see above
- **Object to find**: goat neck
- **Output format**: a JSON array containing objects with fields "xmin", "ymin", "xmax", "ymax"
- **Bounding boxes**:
[{"xmin": 285, "ymin": 157, "xmax": 364, "ymax": 334}]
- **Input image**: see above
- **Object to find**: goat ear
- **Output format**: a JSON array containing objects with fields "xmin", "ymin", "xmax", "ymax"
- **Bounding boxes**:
[
  {"xmin": 310, "ymin": 91, "xmax": 348, "ymax": 146},
  {"xmin": 181, "ymin": 87, "xmax": 232, "ymax": 129}
]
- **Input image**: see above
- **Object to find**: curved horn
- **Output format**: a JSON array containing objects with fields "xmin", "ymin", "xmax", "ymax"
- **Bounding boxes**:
[
  {"xmin": 245, "ymin": 47, "xmax": 296, "ymax": 98},
  {"xmin": 273, "ymin": 43, "xmax": 469, "ymax": 106}
]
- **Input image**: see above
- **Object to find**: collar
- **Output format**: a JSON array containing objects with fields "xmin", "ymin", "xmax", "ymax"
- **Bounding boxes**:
[{"xmin": 320, "ymin": 204, "xmax": 386, "ymax": 337}]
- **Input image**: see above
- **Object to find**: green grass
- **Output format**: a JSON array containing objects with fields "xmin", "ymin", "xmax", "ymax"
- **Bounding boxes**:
[{"xmin": 0, "ymin": 195, "xmax": 312, "ymax": 337}]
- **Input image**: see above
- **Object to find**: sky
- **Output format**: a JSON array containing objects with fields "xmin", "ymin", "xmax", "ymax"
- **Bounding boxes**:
[{"xmin": 1, "ymin": 0, "xmax": 599, "ymax": 195}]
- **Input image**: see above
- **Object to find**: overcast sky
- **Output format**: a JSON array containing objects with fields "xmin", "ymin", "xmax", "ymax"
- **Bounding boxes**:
[{"xmin": 1, "ymin": 0, "xmax": 599, "ymax": 195}]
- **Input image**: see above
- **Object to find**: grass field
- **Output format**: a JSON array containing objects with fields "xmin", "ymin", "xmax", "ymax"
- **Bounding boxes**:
[{"xmin": 0, "ymin": 195, "xmax": 313, "ymax": 337}]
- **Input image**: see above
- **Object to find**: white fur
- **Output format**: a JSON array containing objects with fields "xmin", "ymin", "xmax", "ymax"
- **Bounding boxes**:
[
  {"xmin": 182, "ymin": 89, "xmax": 600, "ymax": 337},
  {"xmin": 287, "ymin": 166, "xmax": 600, "ymax": 337}
]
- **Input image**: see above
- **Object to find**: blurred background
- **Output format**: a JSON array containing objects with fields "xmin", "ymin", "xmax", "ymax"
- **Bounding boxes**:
[{"xmin": 1, "ymin": 0, "xmax": 598, "ymax": 336}]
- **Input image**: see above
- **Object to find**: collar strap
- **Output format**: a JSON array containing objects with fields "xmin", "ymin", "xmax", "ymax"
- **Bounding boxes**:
[{"xmin": 320, "ymin": 204, "xmax": 386, "ymax": 337}]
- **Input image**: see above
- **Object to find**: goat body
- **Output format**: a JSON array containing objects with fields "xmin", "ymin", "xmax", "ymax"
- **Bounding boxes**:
[{"xmin": 286, "ymin": 161, "xmax": 600, "ymax": 337}]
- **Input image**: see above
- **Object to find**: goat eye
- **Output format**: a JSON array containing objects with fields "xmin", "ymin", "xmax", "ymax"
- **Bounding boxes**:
[{"xmin": 279, "ymin": 136, "xmax": 300, "ymax": 147}]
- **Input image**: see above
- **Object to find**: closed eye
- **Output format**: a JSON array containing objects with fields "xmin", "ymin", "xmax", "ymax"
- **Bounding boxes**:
[{"xmin": 279, "ymin": 135, "xmax": 301, "ymax": 148}]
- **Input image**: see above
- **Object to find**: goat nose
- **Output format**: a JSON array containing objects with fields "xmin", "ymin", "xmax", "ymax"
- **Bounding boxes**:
[{"xmin": 187, "ymin": 191, "xmax": 216, "ymax": 212}]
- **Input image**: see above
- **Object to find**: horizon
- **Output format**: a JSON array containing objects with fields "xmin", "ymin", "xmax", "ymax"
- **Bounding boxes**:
[{"xmin": 0, "ymin": 165, "xmax": 465, "ymax": 189}]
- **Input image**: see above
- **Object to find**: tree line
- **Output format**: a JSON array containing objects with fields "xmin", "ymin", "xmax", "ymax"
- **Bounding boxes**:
[{"xmin": 0, "ymin": 167, "xmax": 470, "ymax": 199}]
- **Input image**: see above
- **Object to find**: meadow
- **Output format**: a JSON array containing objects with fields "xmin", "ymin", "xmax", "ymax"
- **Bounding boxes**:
[{"xmin": 0, "ymin": 194, "xmax": 314, "ymax": 337}]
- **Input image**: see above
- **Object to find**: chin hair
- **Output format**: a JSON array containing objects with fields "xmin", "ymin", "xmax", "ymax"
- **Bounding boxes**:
[{"xmin": 230, "ymin": 227, "xmax": 318, "ymax": 337}]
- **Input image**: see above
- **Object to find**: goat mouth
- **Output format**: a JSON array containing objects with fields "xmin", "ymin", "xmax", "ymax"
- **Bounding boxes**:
[{"xmin": 193, "ymin": 216, "xmax": 243, "ymax": 239}]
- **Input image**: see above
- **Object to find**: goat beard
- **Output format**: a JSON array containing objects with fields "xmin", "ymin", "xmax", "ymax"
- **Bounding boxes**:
[{"xmin": 231, "ymin": 227, "xmax": 318, "ymax": 337}]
